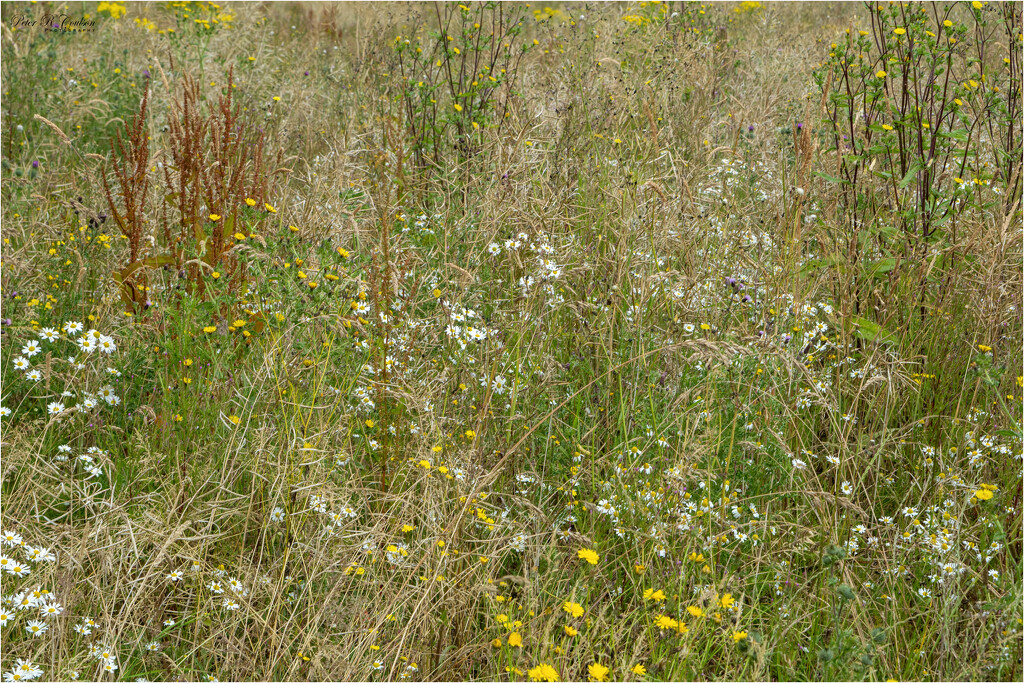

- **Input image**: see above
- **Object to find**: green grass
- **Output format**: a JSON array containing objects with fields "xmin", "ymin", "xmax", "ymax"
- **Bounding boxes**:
[{"xmin": 1, "ymin": 1, "xmax": 1022, "ymax": 682}]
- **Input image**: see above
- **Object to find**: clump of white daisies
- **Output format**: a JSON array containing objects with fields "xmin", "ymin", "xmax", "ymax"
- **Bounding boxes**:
[
  {"xmin": 1, "ymin": 321, "xmax": 123, "ymax": 420},
  {"xmin": 1, "ymin": 526, "xmax": 136, "ymax": 681},
  {"xmin": 0, "ymin": 527, "xmax": 60, "ymax": 681}
]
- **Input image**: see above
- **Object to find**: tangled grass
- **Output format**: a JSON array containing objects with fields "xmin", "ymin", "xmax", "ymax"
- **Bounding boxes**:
[{"xmin": 1, "ymin": 2, "xmax": 1021, "ymax": 681}]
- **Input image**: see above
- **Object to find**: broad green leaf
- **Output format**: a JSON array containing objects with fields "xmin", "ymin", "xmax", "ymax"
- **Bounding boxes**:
[
  {"xmin": 851, "ymin": 316, "xmax": 897, "ymax": 345},
  {"xmin": 899, "ymin": 160, "xmax": 922, "ymax": 189}
]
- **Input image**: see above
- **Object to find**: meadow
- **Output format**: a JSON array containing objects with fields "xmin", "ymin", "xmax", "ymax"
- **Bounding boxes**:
[{"xmin": 0, "ymin": 1, "xmax": 1022, "ymax": 681}]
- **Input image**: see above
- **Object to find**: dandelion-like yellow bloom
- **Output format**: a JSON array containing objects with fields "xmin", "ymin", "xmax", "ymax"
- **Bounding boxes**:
[
  {"xmin": 528, "ymin": 663, "xmax": 559, "ymax": 682},
  {"xmin": 656, "ymin": 615, "xmax": 677, "ymax": 630},
  {"xmin": 562, "ymin": 601, "xmax": 584, "ymax": 618}
]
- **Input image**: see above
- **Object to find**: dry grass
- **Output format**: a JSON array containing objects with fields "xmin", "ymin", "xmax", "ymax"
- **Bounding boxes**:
[{"xmin": 1, "ymin": 2, "xmax": 1021, "ymax": 682}]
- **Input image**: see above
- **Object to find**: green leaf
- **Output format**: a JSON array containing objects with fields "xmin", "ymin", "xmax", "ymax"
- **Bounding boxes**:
[
  {"xmin": 801, "ymin": 257, "xmax": 844, "ymax": 273},
  {"xmin": 864, "ymin": 257, "xmax": 896, "ymax": 279},
  {"xmin": 814, "ymin": 171, "xmax": 849, "ymax": 185},
  {"xmin": 851, "ymin": 316, "xmax": 897, "ymax": 345},
  {"xmin": 899, "ymin": 160, "xmax": 922, "ymax": 189},
  {"xmin": 939, "ymin": 129, "xmax": 969, "ymax": 142}
]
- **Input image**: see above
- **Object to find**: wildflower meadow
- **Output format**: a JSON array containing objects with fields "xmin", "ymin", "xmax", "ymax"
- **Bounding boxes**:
[{"xmin": 1, "ymin": 1, "xmax": 1022, "ymax": 681}]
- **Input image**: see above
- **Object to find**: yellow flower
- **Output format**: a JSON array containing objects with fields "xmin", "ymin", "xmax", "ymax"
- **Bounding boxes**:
[
  {"xmin": 720, "ymin": 593, "xmax": 736, "ymax": 609},
  {"xmin": 972, "ymin": 1, "xmax": 982, "ymax": 8},
  {"xmin": 643, "ymin": 589, "xmax": 666, "ymax": 602},
  {"xmin": 687, "ymin": 605, "xmax": 704, "ymax": 618},
  {"xmin": 894, "ymin": 28, "xmax": 906, "ymax": 35},
  {"xmin": 98, "ymin": 2, "xmax": 127, "ymax": 19},
  {"xmin": 563, "ymin": 625, "xmax": 578, "ymax": 636},
  {"xmin": 203, "ymin": 325, "xmax": 217, "ymax": 333},
  {"xmin": 974, "ymin": 488, "xmax": 994, "ymax": 501},
  {"xmin": 337, "ymin": 247, "xmax": 350, "ymax": 258},
  {"xmin": 228, "ymin": 415, "xmax": 241, "ymax": 425},
  {"xmin": 562, "ymin": 601, "xmax": 584, "ymax": 618},
  {"xmin": 265, "ymin": 203, "xmax": 276, "ymax": 213},
  {"xmin": 245, "ymin": 198, "xmax": 257, "ymax": 207},
  {"xmin": 528, "ymin": 664, "xmax": 559, "ymax": 682},
  {"xmin": 508, "ymin": 632, "xmax": 523, "ymax": 648},
  {"xmin": 492, "ymin": 637, "xmax": 502, "ymax": 648},
  {"xmin": 631, "ymin": 664, "xmax": 647, "ymax": 676},
  {"xmin": 211, "ymin": 271, "xmax": 221, "ymax": 279},
  {"xmin": 454, "ymin": 103, "xmax": 463, "ymax": 112},
  {"xmin": 577, "ymin": 548, "xmax": 599, "ymax": 565},
  {"xmin": 588, "ymin": 663, "xmax": 610, "ymax": 682},
  {"xmin": 732, "ymin": 630, "xmax": 748, "ymax": 642},
  {"xmin": 655, "ymin": 615, "xmax": 678, "ymax": 631},
  {"xmin": 209, "ymin": 214, "xmax": 221, "ymax": 221},
  {"xmin": 234, "ymin": 232, "xmax": 246, "ymax": 241},
  {"xmin": 876, "ymin": 70, "xmax": 887, "ymax": 78}
]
